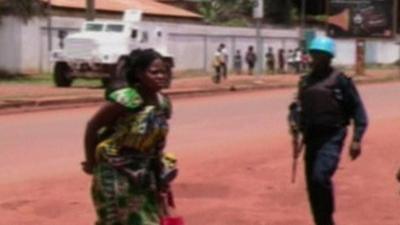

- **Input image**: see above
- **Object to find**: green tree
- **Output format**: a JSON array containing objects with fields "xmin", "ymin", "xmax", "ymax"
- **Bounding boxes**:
[
  {"xmin": 197, "ymin": 0, "xmax": 253, "ymax": 26},
  {"xmin": 195, "ymin": 0, "xmax": 298, "ymax": 26},
  {"xmin": 264, "ymin": 0, "xmax": 294, "ymax": 25},
  {"xmin": 0, "ymin": 0, "xmax": 45, "ymax": 23}
]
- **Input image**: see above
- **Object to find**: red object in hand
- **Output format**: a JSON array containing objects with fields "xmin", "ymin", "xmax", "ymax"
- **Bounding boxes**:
[{"xmin": 160, "ymin": 216, "xmax": 185, "ymax": 225}]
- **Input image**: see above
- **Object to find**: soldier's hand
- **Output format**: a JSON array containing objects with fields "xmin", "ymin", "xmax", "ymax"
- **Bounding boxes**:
[
  {"xmin": 292, "ymin": 139, "xmax": 303, "ymax": 159},
  {"xmin": 293, "ymin": 145, "xmax": 301, "ymax": 159},
  {"xmin": 349, "ymin": 141, "xmax": 361, "ymax": 160},
  {"xmin": 396, "ymin": 168, "xmax": 400, "ymax": 183}
]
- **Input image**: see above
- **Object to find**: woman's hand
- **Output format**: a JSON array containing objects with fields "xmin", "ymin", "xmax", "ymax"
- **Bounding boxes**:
[
  {"xmin": 83, "ymin": 103, "xmax": 125, "ymax": 175},
  {"xmin": 81, "ymin": 161, "xmax": 95, "ymax": 175}
]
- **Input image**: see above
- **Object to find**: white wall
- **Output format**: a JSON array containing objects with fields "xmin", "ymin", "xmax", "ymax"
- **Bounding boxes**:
[
  {"xmin": 20, "ymin": 18, "xmax": 44, "ymax": 74},
  {"xmin": 372, "ymin": 40, "xmax": 399, "ymax": 64},
  {"xmin": 1, "ymin": 15, "xmax": 400, "ymax": 74},
  {"xmin": 37, "ymin": 17, "xmax": 82, "ymax": 73},
  {"xmin": 152, "ymin": 22, "xmax": 299, "ymax": 71},
  {"xmin": 0, "ymin": 17, "xmax": 22, "ymax": 74},
  {"xmin": 333, "ymin": 39, "xmax": 356, "ymax": 65}
]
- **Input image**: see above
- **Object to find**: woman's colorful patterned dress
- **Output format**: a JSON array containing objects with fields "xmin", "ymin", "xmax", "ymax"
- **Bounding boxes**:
[{"xmin": 92, "ymin": 87, "xmax": 171, "ymax": 225}]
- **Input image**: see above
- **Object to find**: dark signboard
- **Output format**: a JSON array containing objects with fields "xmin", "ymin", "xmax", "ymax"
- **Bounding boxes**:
[{"xmin": 327, "ymin": 0, "xmax": 396, "ymax": 38}]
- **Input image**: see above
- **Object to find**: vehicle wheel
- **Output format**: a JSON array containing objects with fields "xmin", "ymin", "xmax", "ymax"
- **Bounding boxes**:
[{"xmin": 53, "ymin": 62, "xmax": 73, "ymax": 87}]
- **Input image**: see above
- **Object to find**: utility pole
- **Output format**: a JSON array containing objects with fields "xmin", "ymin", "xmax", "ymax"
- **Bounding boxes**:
[
  {"xmin": 355, "ymin": 38, "xmax": 365, "ymax": 76},
  {"xmin": 86, "ymin": 0, "xmax": 96, "ymax": 21},
  {"xmin": 47, "ymin": 0, "xmax": 52, "ymax": 52},
  {"xmin": 255, "ymin": 18, "xmax": 262, "ymax": 75},
  {"xmin": 299, "ymin": 0, "xmax": 306, "ymax": 48},
  {"xmin": 253, "ymin": 0, "xmax": 264, "ymax": 76}
]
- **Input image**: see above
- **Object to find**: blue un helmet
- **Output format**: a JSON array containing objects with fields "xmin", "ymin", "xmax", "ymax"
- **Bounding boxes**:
[{"xmin": 308, "ymin": 36, "xmax": 336, "ymax": 58}]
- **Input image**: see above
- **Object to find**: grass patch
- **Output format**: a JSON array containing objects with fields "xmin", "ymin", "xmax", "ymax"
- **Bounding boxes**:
[
  {"xmin": 365, "ymin": 63, "xmax": 399, "ymax": 69},
  {"xmin": 0, "ymin": 73, "xmax": 52, "ymax": 84},
  {"xmin": 0, "ymin": 73, "xmax": 102, "ymax": 87},
  {"xmin": 174, "ymin": 69, "xmax": 209, "ymax": 79}
]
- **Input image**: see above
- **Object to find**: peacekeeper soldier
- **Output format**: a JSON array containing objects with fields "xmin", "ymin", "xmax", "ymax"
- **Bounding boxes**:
[{"xmin": 289, "ymin": 36, "xmax": 368, "ymax": 225}]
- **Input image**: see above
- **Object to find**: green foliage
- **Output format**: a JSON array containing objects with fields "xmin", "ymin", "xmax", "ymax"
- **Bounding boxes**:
[
  {"xmin": 195, "ymin": 0, "xmax": 299, "ymax": 26},
  {"xmin": 219, "ymin": 18, "xmax": 250, "ymax": 27},
  {"xmin": 312, "ymin": 15, "xmax": 328, "ymax": 23},
  {"xmin": 264, "ymin": 0, "xmax": 294, "ymax": 25},
  {"xmin": 197, "ymin": 0, "xmax": 253, "ymax": 26},
  {"xmin": 0, "ymin": 0, "xmax": 45, "ymax": 23}
]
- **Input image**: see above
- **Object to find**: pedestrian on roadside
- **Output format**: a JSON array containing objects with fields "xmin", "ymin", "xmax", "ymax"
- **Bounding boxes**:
[
  {"xmin": 245, "ymin": 45, "xmax": 257, "ymax": 75},
  {"xmin": 288, "ymin": 36, "xmax": 368, "ymax": 225},
  {"xmin": 233, "ymin": 49, "xmax": 243, "ymax": 75},
  {"xmin": 287, "ymin": 49, "xmax": 295, "ymax": 73},
  {"xmin": 82, "ymin": 49, "xmax": 177, "ymax": 225},
  {"xmin": 278, "ymin": 48, "xmax": 286, "ymax": 73},
  {"xmin": 265, "ymin": 47, "xmax": 275, "ymax": 74},
  {"xmin": 212, "ymin": 47, "xmax": 223, "ymax": 83},
  {"xmin": 219, "ymin": 43, "xmax": 229, "ymax": 79},
  {"xmin": 301, "ymin": 50, "xmax": 311, "ymax": 72},
  {"xmin": 294, "ymin": 48, "xmax": 302, "ymax": 73}
]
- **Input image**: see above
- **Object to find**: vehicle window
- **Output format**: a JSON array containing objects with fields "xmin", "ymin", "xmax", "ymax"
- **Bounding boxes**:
[
  {"xmin": 106, "ymin": 24, "xmax": 124, "ymax": 32},
  {"xmin": 86, "ymin": 23, "xmax": 103, "ymax": 32},
  {"xmin": 131, "ymin": 29, "xmax": 138, "ymax": 39}
]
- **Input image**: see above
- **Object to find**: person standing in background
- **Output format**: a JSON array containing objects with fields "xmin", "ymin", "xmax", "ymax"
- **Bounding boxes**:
[
  {"xmin": 278, "ymin": 48, "xmax": 286, "ymax": 73},
  {"xmin": 287, "ymin": 49, "xmax": 294, "ymax": 73},
  {"xmin": 294, "ymin": 48, "xmax": 302, "ymax": 74},
  {"xmin": 219, "ymin": 43, "xmax": 229, "ymax": 79},
  {"xmin": 212, "ymin": 46, "xmax": 223, "ymax": 83},
  {"xmin": 233, "ymin": 50, "xmax": 243, "ymax": 75},
  {"xmin": 245, "ymin": 46, "xmax": 257, "ymax": 75},
  {"xmin": 265, "ymin": 47, "xmax": 276, "ymax": 74}
]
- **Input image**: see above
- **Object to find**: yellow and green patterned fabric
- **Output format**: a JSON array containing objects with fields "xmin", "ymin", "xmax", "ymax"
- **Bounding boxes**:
[
  {"xmin": 96, "ymin": 87, "xmax": 170, "ymax": 160},
  {"xmin": 91, "ymin": 87, "xmax": 172, "ymax": 225}
]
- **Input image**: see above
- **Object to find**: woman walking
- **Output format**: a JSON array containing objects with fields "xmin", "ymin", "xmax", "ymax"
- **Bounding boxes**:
[{"xmin": 82, "ymin": 49, "xmax": 175, "ymax": 225}]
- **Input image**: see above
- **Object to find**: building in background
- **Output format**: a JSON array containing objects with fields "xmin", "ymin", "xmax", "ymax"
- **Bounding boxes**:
[
  {"xmin": 0, "ymin": 0, "xmax": 202, "ymax": 74},
  {"xmin": 47, "ymin": 0, "xmax": 202, "ymax": 23},
  {"xmin": 156, "ymin": 0, "xmax": 199, "ymax": 12},
  {"xmin": 0, "ymin": 0, "xmax": 398, "ymax": 75}
]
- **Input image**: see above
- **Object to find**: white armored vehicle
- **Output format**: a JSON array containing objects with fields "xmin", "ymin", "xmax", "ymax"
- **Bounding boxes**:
[{"xmin": 51, "ymin": 10, "xmax": 173, "ymax": 87}]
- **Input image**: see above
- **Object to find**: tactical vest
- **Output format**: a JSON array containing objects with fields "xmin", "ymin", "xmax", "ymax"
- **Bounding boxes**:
[{"xmin": 299, "ymin": 70, "xmax": 346, "ymax": 128}]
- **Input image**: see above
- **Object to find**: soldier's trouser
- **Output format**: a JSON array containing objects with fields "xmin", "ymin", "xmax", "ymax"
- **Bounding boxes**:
[{"xmin": 305, "ymin": 127, "xmax": 347, "ymax": 225}]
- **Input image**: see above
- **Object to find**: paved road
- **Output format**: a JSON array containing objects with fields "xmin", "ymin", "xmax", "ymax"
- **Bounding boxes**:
[{"xmin": 0, "ymin": 82, "xmax": 399, "ymax": 225}]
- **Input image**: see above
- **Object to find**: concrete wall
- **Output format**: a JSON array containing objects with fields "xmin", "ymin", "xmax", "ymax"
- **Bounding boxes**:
[
  {"xmin": 1, "ymin": 15, "xmax": 400, "ymax": 74},
  {"xmin": 334, "ymin": 39, "xmax": 356, "ymax": 65},
  {"xmin": 371, "ymin": 40, "xmax": 399, "ymax": 64},
  {"xmin": 333, "ymin": 38, "xmax": 399, "ymax": 66},
  {"xmin": 20, "ymin": 18, "xmax": 45, "ymax": 74},
  {"xmin": 45, "ymin": 18, "xmax": 300, "ymax": 73},
  {"xmin": 0, "ymin": 17, "xmax": 22, "ymax": 74},
  {"xmin": 142, "ymin": 22, "xmax": 299, "ymax": 71}
]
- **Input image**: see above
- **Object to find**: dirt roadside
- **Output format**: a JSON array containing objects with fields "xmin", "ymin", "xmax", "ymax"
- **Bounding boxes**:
[{"xmin": 1, "ymin": 69, "xmax": 399, "ymax": 115}]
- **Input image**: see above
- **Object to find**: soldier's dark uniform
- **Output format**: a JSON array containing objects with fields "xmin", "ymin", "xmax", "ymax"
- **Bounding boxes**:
[{"xmin": 294, "ymin": 37, "xmax": 368, "ymax": 225}]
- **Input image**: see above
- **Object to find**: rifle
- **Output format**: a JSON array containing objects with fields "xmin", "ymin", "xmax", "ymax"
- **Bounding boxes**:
[
  {"xmin": 291, "ymin": 134, "xmax": 303, "ymax": 183},
  {"xmin": 288, "ymin": 102, "xmax": 303, "ymax": 184}
]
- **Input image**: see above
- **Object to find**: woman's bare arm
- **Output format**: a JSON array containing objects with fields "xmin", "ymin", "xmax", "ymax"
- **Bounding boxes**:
[{"xmin": 83, "ymin": 102, "xmax": 126, "ymax": 174}]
